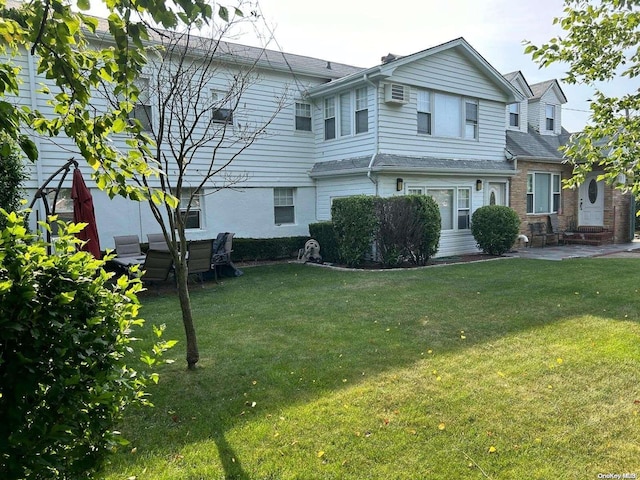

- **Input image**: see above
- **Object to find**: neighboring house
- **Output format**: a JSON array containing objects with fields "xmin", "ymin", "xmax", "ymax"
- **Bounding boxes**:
[
  {"xmin": 504, "ymin": 72, "xmax": 634, "ymax": 244},
  {"xmin": 18, "ymin": 32, "xmax": 633, "ymax": 258}
]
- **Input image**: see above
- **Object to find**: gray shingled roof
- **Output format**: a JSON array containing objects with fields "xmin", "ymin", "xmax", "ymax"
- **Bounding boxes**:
[
  {"xmin": 310, "ymin": 154, "xmax": 516, "ymax": 176},
  {"xmin": 506, "ymin": 126, "xmax": 572, "ymax": 161},
  {"xmin": 530, "ymin": 80, "xmax": 556, "ymax": 100}
]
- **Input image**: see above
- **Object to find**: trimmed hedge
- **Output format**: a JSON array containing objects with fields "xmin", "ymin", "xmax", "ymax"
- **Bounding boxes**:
[
  {"xmin": 308, "ymin": 221, "xmax": 340, "ymax": 263},
  {"xmin": 471, "ymin": 205, "xmax": 520, "ymax": 255},
  {"xmin": 331, "ymin": 195, "xmax": 377, "ymax": 267},
  {"xmin": 232, "ymin": 236, "xmax": 309, "ymax": 262}
]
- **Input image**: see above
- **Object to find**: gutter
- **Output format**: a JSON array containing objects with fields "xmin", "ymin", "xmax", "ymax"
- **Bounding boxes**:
[{"xmin": 311, "ymin": 165, "xmax": 517, "ymax": 178}]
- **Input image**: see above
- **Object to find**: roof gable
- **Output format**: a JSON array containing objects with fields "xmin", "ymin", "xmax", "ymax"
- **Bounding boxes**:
[
  {"xmin": 529, "ymin": 79, "xmax": 568, "ymax": 104},
  {"xmin": 503, "ymin": 70, "xmax": 534, "ymax": 98}
]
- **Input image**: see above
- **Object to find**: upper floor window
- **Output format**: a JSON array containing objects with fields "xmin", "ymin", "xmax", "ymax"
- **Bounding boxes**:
[
  {"xmin": 324, "ymin": 97, "xmax": 336, "ymax": 140},
  {"xmin": 179, "ymin": 188, "xmax": 202, "ymax": 229},
  {"xmin": 274, "ymin": 187, "xmax": 295, "ymax": 224},
  {"xmin": 355, "ymin": 87, "xmax": 368, "ymax": 134},
  {"xmin": 417, "ymin": 90, "xmax": 431, "ymax": 135},
  {"xmin": 295, "ymin": 102, "xmax": 312, "ymax": 131},
  {"xmin": 46, "ymin": 188, "xmax": 74, "ymax": 236},
  {"xmin": 465, "ymin": 101, "xmax": 478, "ymax": 139},
  {"xmin": 130, "ymin": 78, "xmax": 152, "ymax": 131},
  {"xmin": 426, "ymin": 187, "xmax": 471, "ymax": 231},
  {"xmin": 339, "ymin": 93, "xmax": 351, "ymax": 137},
  {"xmin": 508, "ymin": 103, "xmax": 520, "ymax": 127},
  {"xmin": 211, "ymin": 91, "xmax": 234, "ymax": 125},
  {"xmin": 545, "ymin": 104, "xmax": 555, "ymax": 131},
  {"xmin": 527, "ymin": 172, "xmax": 560, "ymax": 214}
]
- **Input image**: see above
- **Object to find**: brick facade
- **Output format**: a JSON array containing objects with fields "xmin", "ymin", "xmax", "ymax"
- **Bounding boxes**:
[{"xmin": 509, "ymin": 160, "xmax": 633, "ymax": 243}]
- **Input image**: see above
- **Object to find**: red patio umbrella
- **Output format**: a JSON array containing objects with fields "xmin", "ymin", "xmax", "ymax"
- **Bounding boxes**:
[{"xmin": 71, "ymin": 168, "xmax": 102, "ymax": 259}]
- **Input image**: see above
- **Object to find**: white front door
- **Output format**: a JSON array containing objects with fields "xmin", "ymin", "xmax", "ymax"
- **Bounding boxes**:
[
  {"xmin": 578, "ymin": 173, "xmax": 604, "ymax": 226},
  {"xmin": 487, "ymin": 182, "xmax": 506, "ymax": 206}
]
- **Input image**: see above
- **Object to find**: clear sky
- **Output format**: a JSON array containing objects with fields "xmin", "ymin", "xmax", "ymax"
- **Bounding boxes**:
[{"xmin": 225, "ymin": 0, "xmax": 628, "ymax": 133}]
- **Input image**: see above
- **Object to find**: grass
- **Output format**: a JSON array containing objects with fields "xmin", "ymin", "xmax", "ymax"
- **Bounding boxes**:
[{"xmin": 103, "ymin": 258, "xmax": 640, "ymax": 479}]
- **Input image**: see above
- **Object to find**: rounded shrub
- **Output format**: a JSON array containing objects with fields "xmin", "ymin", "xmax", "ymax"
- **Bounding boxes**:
[
  {"xmin": 471, "ymin": 205, "xmax": 520, "ymax": 255},
  {"xmin": 331, "ymin": 195, "xmax": 377, "ymax": 267}
]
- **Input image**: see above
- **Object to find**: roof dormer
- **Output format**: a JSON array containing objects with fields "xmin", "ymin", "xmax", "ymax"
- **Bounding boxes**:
[
  {"xmin": 503, "ymin": 71, "xmax": 532, "ymax": 134},
  {"xmin": 527, "ymin": 79, "xmax": 568, "ymax": 136}
]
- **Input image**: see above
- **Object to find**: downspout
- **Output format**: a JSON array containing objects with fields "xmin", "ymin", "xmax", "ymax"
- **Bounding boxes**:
[
  {"xmin": 27, "ymin": 49, "xmax": 44, "ymax": 229},
  {"xmin": 364, "ymin": 73, "xmax": 379, "ymax": 195}
]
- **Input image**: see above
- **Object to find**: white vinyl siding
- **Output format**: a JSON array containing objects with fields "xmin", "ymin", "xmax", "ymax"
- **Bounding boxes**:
[{"xmin": 527, "ymin": 173, "xmax": 561, "ymax": 214}]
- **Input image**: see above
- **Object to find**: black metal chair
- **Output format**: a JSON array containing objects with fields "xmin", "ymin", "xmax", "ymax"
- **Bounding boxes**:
[
  {"xmin": 139, "ymin": 249, "xmax": 174, "ymax": 285},
  {"xmin": 187, "ymin": 240, "xmax": 213, "ymax": 284}
]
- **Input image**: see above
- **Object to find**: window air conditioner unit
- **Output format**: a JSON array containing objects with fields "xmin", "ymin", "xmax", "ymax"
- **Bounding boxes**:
[{"xmin": 384, "ymin": 83, "xmax": 409, "ymax": 104}]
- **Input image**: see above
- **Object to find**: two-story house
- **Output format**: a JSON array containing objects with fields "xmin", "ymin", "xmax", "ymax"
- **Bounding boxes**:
[{"xmin": 20, "ymin": 32, "xmax": 633, "ymax": 258}]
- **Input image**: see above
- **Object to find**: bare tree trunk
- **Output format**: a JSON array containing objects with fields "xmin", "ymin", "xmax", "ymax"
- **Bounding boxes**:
[{"xmin": 174, "ymin": 259, "xmax": 199, "ymax": 369}]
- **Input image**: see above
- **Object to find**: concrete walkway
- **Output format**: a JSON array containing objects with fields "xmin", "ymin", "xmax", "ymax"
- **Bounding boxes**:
[{"xmin": 506, "ymin": 240, "xmax": 640, "ymax": 261}]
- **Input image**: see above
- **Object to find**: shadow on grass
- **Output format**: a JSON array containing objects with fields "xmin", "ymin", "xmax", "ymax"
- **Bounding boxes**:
[{"xmin": 111, "ymin": 258, "xmax": 640, "ymax": 476}]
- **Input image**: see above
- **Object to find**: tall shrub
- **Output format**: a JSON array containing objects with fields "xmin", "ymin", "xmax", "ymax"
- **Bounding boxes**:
[
  {"xmin": 331, "ymin": 196, "xmax": 377, "ymax": 267},
  {"xmin": 375, "ymin": 195, "xmax": 441, "ymax": 266},
  {"xmin": 0, "ymin": 134, "xmax": 27, "ymax": 230},
  {"xmin": 471, "ymin": 205, "xmax": 520, "ymax": 255},
  {"xmin": 0, "ymin": 211, "xmax": 174, "ymax": 479}
]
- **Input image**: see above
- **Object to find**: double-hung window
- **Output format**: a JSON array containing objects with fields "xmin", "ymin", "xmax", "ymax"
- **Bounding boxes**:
[
  {"xmin": 527, "ymin": 173, "xmax": 561, "ymax": 214},
  {"xmin": 545, "ymin": 104, "xmax": 555, "ymax": 131},
  {"xmin": 131, "ymin": 78, "xmax": 152, "ymax": 131},
  {"xmin": 339, "ymin": 93, "xmax": 351, "ymax": 136},
  {"xmin": 47, "ymin": 188, "xmax": 74, "ymax": 236},
  {"xmin": 179, "ymin": 188, "xmax": 202, "ymax": 229},
  {"xmin": 417, "ymin": 90, "xmax": 431, "ymax": 135},
  {"xmin": 295, "ymin": 102, "xmax": 312, "ymax": 131},
  {"xmin": 274, "ymin": 187, "xmax": 295, "ymax": 224},
  {"xmin": 211, "ymin": 91, "xmax": 234, "ymax": 124},
  {"xmin": 355, "ymin": 87, "xmax": 368, "ymax": 134},
  {"xmin": 427, "ymin": 188, "xmax": 471, "ymax": 231},
  {"xmin": 508, "ymin": 102, "xmax": 520, "ymax": 127},
  {"xmin": 324, "ymin": 97, "xmax": 336, "ymax": 140},
  {"xmin": 464, "ymin": 100, "xmax": 478, "ymax": 139}
]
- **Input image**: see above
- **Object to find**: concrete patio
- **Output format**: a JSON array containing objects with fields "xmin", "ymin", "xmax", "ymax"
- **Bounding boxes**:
[{"xmin": 507, "ymin": 240, "xmax": 640, "ymax": 261}]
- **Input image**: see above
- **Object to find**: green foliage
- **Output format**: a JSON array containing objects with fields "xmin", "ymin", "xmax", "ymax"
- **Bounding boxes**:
[
  {"xmin": 471, "ymin": 205, "xmax": 520, "ymax": 255},
  {"xmin": 0, "ymin": 211, "xmax": 174, "ymax": 479},
  {"xmin": 0, "ymin": 134, "xmax": 26, "ymax": 229},
  {"xmin": 375, "ymin": 195, "xmax": 441, "ymax": 267},
  {"xmin": 331, "ymin": 196, "xmax": 377, "ymax": 267},
  {"xmin": 308, "ymin": 221, "xmax": 340, "ymax": 263},
  {"xmin": 525, "ymin": 1, "xmax": 640, "ymax": 196},
  {"xmin": 232, "ymin": 236, "xmax": 309, "ymax": 262}
]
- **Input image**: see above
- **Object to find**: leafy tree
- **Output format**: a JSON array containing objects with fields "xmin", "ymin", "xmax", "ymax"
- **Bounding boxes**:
[
  {"xmin": 525, "ymin": 0, "xmax": 640, "ymax": 195},
  {"xmin": 0, "ymin": 133, "xmax": 26, "ymax": 229},
  {"xmin": 0, "ymin": 211, "xmax": 175, "ymax": 479}
]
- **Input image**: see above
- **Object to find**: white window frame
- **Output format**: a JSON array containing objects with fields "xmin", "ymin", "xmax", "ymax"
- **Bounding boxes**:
[
  {"xmin": 295, "ymin": 102, "xmax": 312, "ymax": 132},
  {"xmin": 355, "ymin": 87, "xmax": 368, "ymax": 134},
  {"xmin": 211, "ymin": 90, "xmax": 234, "ymax": 125},
  {"xmin": 426, "ymin": 187, "xmax": 471, "ymax": 231},
  {"xmin": 274, "ymin": 187, "xmax": 295, "ymax": 225},
  {"xmin": 464, "ymin": 100, "xmax": 478, "ymax": 140},
  {"xmin": 508, "ymin": 102, "xmax": 520, "ymax": 127},
  {"xmin": 527, "ymin": 172, "xmax": 561, "ymax": 214},
  {"xmin": 545, "ymin": 104, "xmax": 555, "ymax": 132},
  {"xmin": 324, "ymin": 97, "xmax": 336, "ymax": 140},
  {"xmin": 47, "ymin": 188, "xmax": 74, "ymax": 236},
  {"xmin": 179, "ymin": 188, "xmax": 202, "ymax": 230},
  {"xmin": 131, "ymin": 78, "xmax": 152, "ymax": 131},
  {"xmin": 417, "ymin": 90, "xmax": 432, "ymax": 135}
]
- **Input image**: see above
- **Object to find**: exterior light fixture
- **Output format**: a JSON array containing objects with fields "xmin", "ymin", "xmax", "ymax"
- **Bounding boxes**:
[
  {"xmin": 396, "ymin": 178, "xmax": 404, "ymax": 192},
  {"xmin": 476, "ymin": 179, "xmax": 483, "ymax": 191}
]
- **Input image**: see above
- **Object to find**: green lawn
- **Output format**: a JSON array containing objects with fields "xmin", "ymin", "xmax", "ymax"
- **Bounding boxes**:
[{"xmin": 103, "ymin": 258, "xmax": 640, "ymax": 479}]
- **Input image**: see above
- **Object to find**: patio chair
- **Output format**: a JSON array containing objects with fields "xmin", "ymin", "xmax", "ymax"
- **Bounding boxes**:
[
  {"xmin": 139, "ymin": 249, "xmax": 174, "ymax": 290},
  {"xmin": 528, "ymin": 222, "xmax": 547, "ymax": 248},
  {"xmin": 187, "ymin": 240, "xmax": 213, "ymax": 284},
  {"xmin": 112, "ymin": 235, "xmax": 146, "ymax": 269},
  {"xmin": 147, "ymin": 233, "xmax": 170, "ymax": 251},
  {"xmin": 547, "ymin": 214, "xmax": 562, "ymax": 245},
  {"xmin": 211, "ymin": 232, "xmax": 235, "ymax": 282}
]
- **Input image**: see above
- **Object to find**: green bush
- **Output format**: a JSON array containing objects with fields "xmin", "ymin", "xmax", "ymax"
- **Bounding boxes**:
[
  {"xmin": 232, "ymin": 236, "xmax": 309, "ymax": 262},
  {"xmin": 331, "ymin": 196, "xmax": 377, "ymax": 267},
  {"xmin": 308, "ymin": 221, "xmax": 340, "ymax": 263},
  {"xmin": 0, "ymin": 211, "xmax": 173, "ymax": 479},
  {"xmin": 471, "ymin": 205, "xmax": 520, "ymax": 255},
  {"xmin": 375, "ymin": 195, "xmax": 441, "ymax": 267}
]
